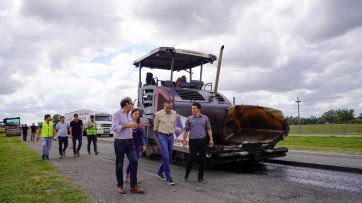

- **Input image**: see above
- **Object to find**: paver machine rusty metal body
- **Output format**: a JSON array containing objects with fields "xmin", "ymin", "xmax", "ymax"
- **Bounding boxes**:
[{"xmin": 133, "ymin": 46, "xmax": 289, "ymax": 166}]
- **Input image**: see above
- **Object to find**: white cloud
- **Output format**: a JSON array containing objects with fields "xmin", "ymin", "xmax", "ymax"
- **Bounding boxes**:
[{"xmin": 1, "ymin": 0, "xmax": 362, "ymax": 124}]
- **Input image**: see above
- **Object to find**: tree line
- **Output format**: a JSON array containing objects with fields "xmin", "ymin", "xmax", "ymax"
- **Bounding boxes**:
[
  {"xmin": 287, "ymin": 109, "xmax": 362, "ymax": 125},
  {"xmin": 51, "ymin": 111, "xmax": 362, "ymax": 126}
]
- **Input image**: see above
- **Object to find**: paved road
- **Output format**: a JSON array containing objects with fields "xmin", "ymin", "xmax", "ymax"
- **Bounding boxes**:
[
  {"xmin": 26, "ymin": 138, "xmax": 362, "ymax": 203},
  {"xmin": 267, "ymin": 150, "xmax": 362, "ymax": 172}
]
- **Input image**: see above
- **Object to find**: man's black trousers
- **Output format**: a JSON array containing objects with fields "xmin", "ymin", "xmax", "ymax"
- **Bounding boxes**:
[
  {"xmin": 87, "ymin": 135, "xmax": 98, "ymax": 153},
  {"xmin": 185, "ymin": 138, "xmax": 207, "ymax": 179}
]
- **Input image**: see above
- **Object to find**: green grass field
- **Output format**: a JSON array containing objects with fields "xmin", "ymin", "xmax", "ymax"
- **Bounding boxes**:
[
  {"xmin": 0, "ymin": 133, "xmax": 91, "ymax": 203},
  {"xmin": 277, "ymin": 135, "xmax": 362, "ymax": 155},
  {"xmin": 289, "ymin": 124, "xmax": 362, "ymax": 135}
]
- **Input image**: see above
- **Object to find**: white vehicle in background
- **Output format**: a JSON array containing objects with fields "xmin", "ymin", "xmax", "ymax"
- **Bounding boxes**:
[{"xmin": 64, "ymin": 109, "xmax": 113, "ymax": 137}]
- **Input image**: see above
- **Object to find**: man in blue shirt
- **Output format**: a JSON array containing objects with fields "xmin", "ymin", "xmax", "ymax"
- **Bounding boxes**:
[
  {"xmin": 112, "ymin": 97, "xmax": 145, "ymax": 194},
  {"xmin": 182, "ymin": 102, "xmax": 213, "ymax": 183}
]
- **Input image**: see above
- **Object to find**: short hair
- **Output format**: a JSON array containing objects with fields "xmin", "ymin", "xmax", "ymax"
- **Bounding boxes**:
[
  {"xmin": 192, "ymin": 102, "xmax": 201, "ymax": 109},
  {"xmin": 120, "ymin": 97, "xmax": 133, "ymax": 108},
  {"xmin": 74, "ymin": 114, "xmax": 78, "ymax": 117},
  {"xmin": 60, "ymin": 116, "xmax": 65, "ymax": 119},
  {"xmin": 44, "ymin": 114, "xmax": 51, "ymax": 120},
  {"xmin": 164, "ymin": 99, "xmax": 172, "ymax": 104}
]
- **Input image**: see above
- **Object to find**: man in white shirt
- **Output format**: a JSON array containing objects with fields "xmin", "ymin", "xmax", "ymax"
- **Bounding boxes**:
[{"xmin": 56, "ymin": 116, "xmax": 70, "ymax": 159}]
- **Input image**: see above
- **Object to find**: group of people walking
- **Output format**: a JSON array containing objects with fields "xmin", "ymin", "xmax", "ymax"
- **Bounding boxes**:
[
  {"xmin": 21, "ymin": 123, "xmax": 37, "ymax": 142},
  {"xmin": 33, "ymin": 96, "xmax": 213, "ymax": 195},
  {"xmin": 112, "ymin": 97, "xmax": 213, "ymax": 194},
  {"xmin": 35, "ymin": 113, "xmax": 99, "ymax": 160}
]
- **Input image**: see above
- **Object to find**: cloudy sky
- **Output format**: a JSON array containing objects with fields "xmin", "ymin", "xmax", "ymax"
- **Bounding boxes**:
[{"xmin": 1, "ymin": 0, "xmax": 362, "ymax": 124}]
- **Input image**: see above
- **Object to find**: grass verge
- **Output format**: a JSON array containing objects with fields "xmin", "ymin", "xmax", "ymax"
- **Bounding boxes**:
[
  {"xmin": 0, "ymin": 133, "xmax": 91, "ymax": 203},
  {"xmin": 289, "ymin": 124, "xmax": 362, "ymax": 135},
  {"xmin": 277, "ymin": 135, "xmax": 362, "ymax": 155}
]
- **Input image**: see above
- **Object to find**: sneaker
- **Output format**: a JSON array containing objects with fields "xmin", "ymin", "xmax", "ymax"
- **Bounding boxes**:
[
  {"xmin": 167, "ymin": 178, "xmax": 175, "ymax": 185},
  {"xmin": 73, "ymin": 154, "xmax": 77, "ymax": 158},
  {"xmin": 198, "ymin": 178, "xmax": 207, "ymax": 184},
  {"xmin": 45, "ymin": 156, "xmax": 49, "ymax": 160},
  {"xmin": 130, "ymin": 185, "xmax": 145, "ymax": 193},
  {"xmin": 95, "ymin": 151, "xmax": 99, "ymax": 155},
  {"xmin": 42, "ymin": 155, "xmax": 45, "ymax": 160},
  {"xmin": 156, "ymin": 173, "xmax": 165, "ymax": 181},
  {"xmin": 59, "ymin": 155, "xmax": 63, "ymax": 159}
]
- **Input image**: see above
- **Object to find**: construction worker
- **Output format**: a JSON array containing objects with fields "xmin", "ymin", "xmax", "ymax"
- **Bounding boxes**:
[
  {"xmin": 86, "ymin": 115, "xmax": 99, "ymax": 155},
  {"xmin": 38, "ymin": 114, "xmax": 55, "ymax": 160},
  {"xmin": 176, "ymin": 75, "xmax": 188, "ymax": 88}
]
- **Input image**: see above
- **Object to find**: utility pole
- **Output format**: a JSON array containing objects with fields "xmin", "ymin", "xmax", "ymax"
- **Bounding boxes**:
[{"xmin": 296, "ymin": 97, "xmax": 301, "ymax": 134}]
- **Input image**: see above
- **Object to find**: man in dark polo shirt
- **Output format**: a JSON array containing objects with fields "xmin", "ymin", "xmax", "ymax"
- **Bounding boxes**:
[
  {"xmin": 70, "ymin": 114, "xmax": 84, "ymax": 157},
  {"xmin": 182, "ymin": 102, "xmax": 213, "ymax": 183},
  {"xmin": 22, "ymin": 124, "xmax": 29, "ymax": 141},
  {"xmin": 30, "ymin": 123, "xmax": 37, "ymax": 142}
]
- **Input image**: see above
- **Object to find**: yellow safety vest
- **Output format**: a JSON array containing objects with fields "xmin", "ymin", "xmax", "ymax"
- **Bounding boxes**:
[
  {"xmin": 41, "ymin": 121, "xmax": 54, "ymax": 138},
  {"xmin": 87, "ymin": 121, "xmax": 97, "ymax": 135}
]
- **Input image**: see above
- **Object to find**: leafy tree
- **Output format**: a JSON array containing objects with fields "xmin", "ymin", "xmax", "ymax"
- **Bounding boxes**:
[
  {"xmin": 286, "ymin": 116, "xmax": 296, "ymax": 125},
  {"xmin": 357, "ymin": 113, "xmax": 362, "ymax": 120},
  {"xmin": 335, "ymin": 109, "xmax": 354, "ymax": 123},
  {"xmin": 320, "ymin": 110, "xmax": 337, "ymax": 124},
  {"xmin": 287, "ymin": 109, "xmax": 359, "ymax": 125},
  {"xmin": 52, "ymin": 114, "xmax": 60, "ymax": 125}
]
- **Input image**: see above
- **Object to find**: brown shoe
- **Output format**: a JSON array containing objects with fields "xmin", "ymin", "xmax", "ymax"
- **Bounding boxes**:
[
  {"xmin": 117, "ymin": 187, "xmax": 126, "ymax": 194},
  {"xmin": 130, "ymin": 185, "xmax": 145, "ymax": 194}
]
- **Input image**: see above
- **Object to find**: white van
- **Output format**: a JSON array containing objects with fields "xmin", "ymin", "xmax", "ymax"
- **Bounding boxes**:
[{"xmin": 65, "ymin": 109, "xmax": 113, "ymax": 137}]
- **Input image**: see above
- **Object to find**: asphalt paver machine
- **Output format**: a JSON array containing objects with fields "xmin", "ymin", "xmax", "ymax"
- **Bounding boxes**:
[{"xmin": 133, "ymin": 46, "xmax": 289, "ymax": 166}]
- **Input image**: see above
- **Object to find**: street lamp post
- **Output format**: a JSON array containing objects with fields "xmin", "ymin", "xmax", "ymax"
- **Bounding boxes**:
[{"xmin": 296, "ymin": 97, "xmax": 301, "ymax": 134}]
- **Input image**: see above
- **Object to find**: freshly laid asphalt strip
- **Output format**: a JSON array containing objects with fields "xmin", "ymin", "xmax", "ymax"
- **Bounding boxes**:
[
  {"xmin": 25, "ymin": 137, "xmax": 362, "ymax": 203},
  {"xmin": 265, "ymin": 150, "xmax": 362, "ymax": 174}
]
